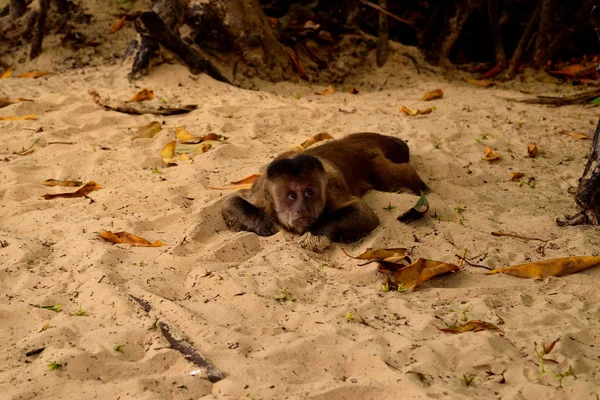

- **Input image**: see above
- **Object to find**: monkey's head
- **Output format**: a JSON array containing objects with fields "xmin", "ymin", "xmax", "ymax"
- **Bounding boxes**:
[{"xmin": 264, "ymin": 155, "xmax": 328, "ymax": 234}]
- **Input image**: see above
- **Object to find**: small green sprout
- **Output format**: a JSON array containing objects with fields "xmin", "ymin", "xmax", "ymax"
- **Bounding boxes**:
[
  {"xmin": 114, "ymin": 344, "xmax": 125, "ymax": 353},
  {"xmin": 433, "ymin": 141, "xmax": 441, "ymax": 149},
  {"xmin": 160, "ymin": 97, "xmax": 167, "ymax": 104},
  {"xmin": 454, "ymin": 204, "xmax": 465, "ymax": 213},
  {"xmin": 72, "ymin": 306, "xmax": 88, "ymax": 316},
  {"xmin": 319, "ymin": 262, "xmax": 326, "ymax": 270},
  {"xmin": 461, "ymin": 303, "xmax": 472, "ymax": 322},
  {"xmin": 26, "ymin": 259, "xmax": 34, "ymax": 265},
  {"xmin": 534, "ymin": 342, "xmax": 576, "ymax": 386},
  {"xmin": 152, "ymin": 165, "xmax": 161, "ymax": 174},
  {"xmin": 48, "ymin": 361, "xmax": 63, "ymax": 370},
  {"xmin": 397, "ymin": 283, "xmax": 407, "ymax": 292},
  {"xmin": 294, "ymin": 93, "xmax": 302, "ymax": 99},
  {"xmin": 274, "ymin": 288, "xmax": 297, "ymax": 302},
  {"xmin": 383, "ymin": 202, "xmax": 396, "ymax": 212},
  {"xmin": 225, "ymin": 114, "xmax": 233, "ymax": 119},
  {"xmin": 139, "ymin": 260, "xmax": 145, "ymax": 267},
  {"xmin": 37, "ymin": 304, "xmax": 62, "ymax": 313},
  {"xmin": 462, "ymin": 373, "xmax": 475, "ymax": 386},
  {"xmin": 381, "ymin": 282, "xmax": 390, "ymax": 292},
  {"xmin": 344, "ymin": 310, "xmax": 355, "ymax": 321}
]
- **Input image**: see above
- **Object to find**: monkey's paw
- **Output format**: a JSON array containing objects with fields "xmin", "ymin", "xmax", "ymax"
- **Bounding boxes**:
[{"xmin": 298, "ymin": 233, "xmax": 332, "ymax": 253}]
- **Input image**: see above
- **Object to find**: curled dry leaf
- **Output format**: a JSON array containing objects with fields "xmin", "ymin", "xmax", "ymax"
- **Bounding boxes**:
[
  {"xmin": 0, "ymin": 114, "xmax": 36, "ymax": 121},
  {"xmin": 420, "ymin": 89, "xmax": 444, "ymax": 101},
  {"xmin": 1, "ymin": 69, "xmax": 12, "ymax": 79},
  {"xmin": 398, "ymin": 195, "xmax": 429, "ymax": 222},
  {"xmin": 483, "ymin": 147, "xmax": 501, "ymax": 161},
  {"xmin": 436, "ymin": 320, "xmax": 504, "ymax": 336},
  {"xmin": 400, "ymin": 106, "xmax": 432, "ymax": 116},
  {"xmin": 16, "ymin": 71, "xmax": 53, "ymax": 79},
  {"xmin": 195, "ymin": 142, "xmax": 212, "ymax": 154},
  {"xmin": 343, "ymin": 247, "xmax": 411, "ymax": 273},
  {"xmin": 134, "ymin": 121, "xmax": 162, "ymax": 139},
  {"xmin": 43, "ymin": 179, "xmax": 83, "ymax": 187},
  {"xmin": 314, "ymin": 85, "xmax": 335, "ymax": 95},
  {"xmin": 527, "ymin": 143, "xmax": 538, "ymax": 158},
  {"xmin": 130, "ymin": 89, "xmax": 154, "ymax": 102},
  {"xmin": 543, "ymin": 339, "xmax": 560, "ymax": 355},
  {"xmin": 558, "ymin": 130, "xmax": 591, "ymax": 140},
  {"xmin": 100, "ymin": 230, "xmax": 166, "ymax": 247},
  {"xmin": 42, "ymin": 181, "xmax": 102, "ymax": 200},
  {"xmin": 296, "ymin": 132, "xmax": 334, "ymax": 151},
  {"xmin": 390, "ymin": 258, "xmax": 459, "ymax": 290},
  {"xmin": 467, "ymin": 79, "xmax": 500, "ymax": 88},
  {"xmin": 486, "ymin": 256, "xmax": 600, "ymax": 279},
  {"xmin": 347, "ymin": 88, "xmax": 359, "ymax": 94},
  {"xmin": 0, "ymin": 97, "xmax": 33, "ymax": 109},
  {"xmin": 176, "ymin": 127, "xmax": 196, "ymax": 142},
  {"xmin": 231, "ymin": 174, "xmax": 261, "ymax": 185},
  {"xmin": 109, "ymin": 16, "xmax": 126, "ymax": 34},
  {"xmin": 509, "ymin": 172, "xmax": 525, "ymax": 181}
]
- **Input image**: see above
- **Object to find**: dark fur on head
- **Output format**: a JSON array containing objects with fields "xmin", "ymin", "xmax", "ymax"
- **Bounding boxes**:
[{"xmin": 267, "ymin": 155, "xmax": 325, "ymax": 179}]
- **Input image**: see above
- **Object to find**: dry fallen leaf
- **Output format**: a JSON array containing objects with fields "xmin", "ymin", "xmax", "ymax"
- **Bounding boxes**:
[
  {"xmin": 134, "ymin": 121, "xmax": 162, "ymax": 139},
  {"xmin": 231, "ymin": 174, "xmax": 261, "ymax": 186},
  {"xmin": 161, "ymin": 141, "xmax": 177, "ymax": 165},
  {"xmin": 509, "ymin": 172, "xmax": 525, "ymax": 181},
  {"xmin": 42, "ymin": 181, "xmax": 102, "ymax": 200},
  {"xmin": 400, "ymin": 106, "xmax": 432, "ymax": 116},
  {"xmin": 109, "ymin": 16, "xmax": 126, "ymax": 34},
  {"xmin": 100, "ymin": 230, "xmax": 166, "ymax": 247},
  {"xmin": 202, "ymin": 133, "xmax": 225, "ymax": 141},
  {"xmin": 195, "ymin": 142, "xmax": 212, "ymax": 154},
  {"xmin": 558, "ymin": 130, "xmax": 591, "ymax": 140},
  {"xmin": 343, "ymin": 247, "xmax": 411, "ymax": 273},
  {"xmin": 347, "ymin": 88, "xmax": 359, "ymax": 94},
  {"xmin": 486, "ymin": 256, "xmax": 600, "ymax": 279},
  {"xmin": 43, "ymin": 179, "xmax": 83, "ymax": 187},
  {"xmin": 421, "ymin": 89, "xmax": 444, "ymax": 101},
  {"xmin": 0, "ymin": 97, "xmax": 33, "ymax": 109},
  {"xmin": 296, "ymin": 132, "xmax": 334, "ymax": 151},
  {"xmin": 483, "ymin": 147, "xmax": 501, "ymax": 161},
  {"xmin": 1, "ymin": 69, "xmax": 12, "ymax": 79},
  {"xmin": 527, "ymin": 143, "xmax": 538, "ymax": 158},
  {"xmin": 543, "ymin": 339, "xmax": 560, "ymax": 355},
  {"xmin": 436, "ymin": 320, "xmax": 504, "ymax": 336},
  {"xmin": 175, "ymin": 127, "xmax": 196, "ymax": 142},
  {"xmin": 130, "ymin": 88, "xmax": 154, "ymax": 102},
  {"xmin": 314, "ymin": 85, "xmax": 335, "ymax": 95},
  {"xmin": 467, "ymin": 79, "xmax": 500, "ymax": 88},
  {"xmin": 16, "ymin": 71, "xmax": 53, "ymax": 79},
  {"xmin": 0, "ymin": 114, "xmax": 36, "ymax": 121},
  {"xmin": 397, "ymin": 195, "xmax": 429, "ymax": 222},
  {"xmin": 390, "ymin": 258, "xmax": 459, "ymax": 290}
]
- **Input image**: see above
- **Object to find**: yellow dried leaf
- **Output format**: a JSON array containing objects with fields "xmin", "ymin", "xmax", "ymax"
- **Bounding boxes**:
[
  {"xmin": 231, "ymin": 174, "xmax": 261, "ymax": 185},
  {"xmin": 421, "ymin": 89, "xmax": 444, "ymax": 101},
  {"xmin": 486, "ymin": 256, "xmax": 600, "ymax": 279},
  {"xmin": 43, "ymin": 179, "xmax": 83, "ymax": 187},
  {"xmin": 1, "ymin": 69, "xmax": 12, "ymax": 79},
  {"xmin": 314, "ymin": 85, "xmax": 335, "ymax": 95},
  {"xmin": 483, "ymin": 147, "xmax": 500, "ymax": 161},
  {"xmin": 134, "ymin": 121, "xmax": 162, "ymax": 139},
  {"xmin": 343, "ymin": 248, "xmax": 408, "ymax": 260},
  {"xmin": 509, "ymin": 172, "xmax": 524, "ymax": 181},
  {"xmin": 0, "ymin": 97, "xmax": 33, "ymax": 108},
  {"xmin": 297, "ymin": 132, "xmax": 334, "ymax": 151},
  {"xmin": 391, "ymin": 258, "xmax": 459, "ymax": 290},
  {"xmin": 109, "ymin": 16, "xmax": 126, "ymax": 34},
  {"xmin": 175, "ymin": 127, "xmax": 195, "ymax": 142},
  {"xmin": 130, "ymin": 88, "xmax": 154, "ymax": 102},
  {"xmin": 160, "ymin": 141, "xmax": 177, "ymax": 165},
  {"xmin": 466, "ymin": 79, "xmax": 500, "ymax": 87},
  {"xmin": 527, "ymin": 143, "xmax": 537, "ymax": 158},
  {"xmin": 42, "ymin": 181, "xmax": 102, "ymax": 200},
  {"xmin": 0, "ymin": 114, "xmax": 37, "ymax": 121},
  {"xmin": 400, "ymin": 106, "xmax": 432, "ymax": 116},
  {"xmin": 195, "ymin": 142, "xmax": 212, "ymax": 154},
  {"xmin": 16, "ymin": 71, "xmax": 53, "ymax": 79},
  {"xmin": 100, "ymin": 230, "xmax": 166, "ymax": 247},
  {"xmin": 558, "ymin": 130, "xmax": 591, "ymax": 140}
]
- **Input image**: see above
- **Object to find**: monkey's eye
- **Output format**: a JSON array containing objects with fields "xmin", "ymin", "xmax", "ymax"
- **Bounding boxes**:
[
  {"xmin": 304, "ymin": 189, "xmax": 314, "ymax": 198},
  {"xmin": 288, "ymin": 192, "xmax": 297, "ymax": 201}
]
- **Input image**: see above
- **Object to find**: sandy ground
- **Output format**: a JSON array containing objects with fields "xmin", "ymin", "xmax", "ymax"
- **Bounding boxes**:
[{"xmin": 2, "ymin": 4, "xmax": 600, "ymax": 399}]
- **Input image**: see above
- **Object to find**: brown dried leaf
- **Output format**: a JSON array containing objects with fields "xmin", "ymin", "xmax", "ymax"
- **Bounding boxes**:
[
  {"xmin": 0, "ymin": 114, "xmax": 36, "ymax": 121},
  {"xmin": 343, "ymin": 248, "xmax": 408, "ymax": 260},
  {"xmin": 527, "ymin": 143, "xmax": 537, "ymax": 158},
  {"xmin": 558, "ymin": 130, "xmax": 591, "ymax": 140},
  {"xmin": 43, "ymin": 179, "xmax": 83, "ymax": 187},
  {"xmin": 297, "ymin": 132, "xmax": 334, "ymax": 151},
  {"xmin": 436, "ymin": 320, "xmax": 504, "ymax": 336},
  {"xmin": 347, "ymin": 88, "xmax": 359, "ymax": 94},
  {"xmin": 486, "ymin": 256, "xmax": 600, "ymax": 279},
  {"xmin": 42, "ymin": 181, "xmax": 102, "ymax": 200},
  {"xmin": 0, "ymin": 97, "xmax": 33, "ymax": 108},
  {"xmin": 391, "ymin": 258, "xmax": 459, "ymax": 290},
  {"xmin": 543, "ymin": 339, "xmax": 560, "ymax": 355},
  {"xmin": 202, "ymin": 133, "xmax": 225, "ymax": 141},
  {"xmin": 100, "ymin": 230, "xmax": 166, "ymax": 247},
  {"xmin": 420, "ymin": 89, "xmax": 444, "ymax": 101},
  {"xmin": 195, "ymin": 142, "xmax": 212, "ymax": 154},
  {"xmin": 467, "ymin": 79, "xmax": 500, "ymax": 87},
  {"xmin": 130, "ymin": 88, "xmax": 154, "ymax": 102},
  {"xmin": 400, "ymin": 106, "xmax": 432, "ymax": 116},
  {"xmin": 314, "ymin": 85, "xmax": 335, "ymax": 95},
  {"xmin": 16, "ymin": 71, "xmax": 53, "ymax": 79},
  {"xmin": 109, "ymin": 16, "xmax": 126, "ymax": 34},
  {"xmin": 231, "ymin": 174, "xmax": 261, "ymax": 185},
  {"xmin": 1, "ymin": 69, "xmax": 12, "ymax": 79},
  {"xmin": 134, "ymin": 121, "xmax": 162, "ymax": 139},
  {"xmin": 483, "ymin": 147, "xmax": 501, "ymax": 161},
  {"xmin": 509, "ymin": 172, "xmax": 525, "ymax": 181}
]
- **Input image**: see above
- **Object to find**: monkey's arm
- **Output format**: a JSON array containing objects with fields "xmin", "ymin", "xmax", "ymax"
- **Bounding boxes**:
[
  {"xmin": 221, "ymin": 192, "xmax": 280, "ymax": 237},
  {"xmin": 299, "ymin": 196, "xmax": 380, "ymax": 252}
]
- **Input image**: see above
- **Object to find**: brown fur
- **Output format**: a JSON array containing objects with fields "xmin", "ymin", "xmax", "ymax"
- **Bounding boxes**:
[{"xmin": 221, "ymin": 132, "xmax": 426, "ymax": 251}]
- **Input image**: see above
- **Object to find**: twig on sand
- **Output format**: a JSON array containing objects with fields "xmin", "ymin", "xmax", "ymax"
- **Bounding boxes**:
[
  {"xmin": 491, "ymin": 231, "xmax": 547, "ymax": 242},
  {"xmin": 455, "ymin": 254, "xmax": 492, "ymax": 270}
]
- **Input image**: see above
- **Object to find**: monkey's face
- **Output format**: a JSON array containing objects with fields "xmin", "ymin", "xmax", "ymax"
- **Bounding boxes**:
[{"xmin": 267, "ymin": 175, "xmax": 327, "ymax": 234}]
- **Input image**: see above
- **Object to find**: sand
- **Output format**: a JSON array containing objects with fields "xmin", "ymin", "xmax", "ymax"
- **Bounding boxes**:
[{"xmin": 2, "ymin": 4, "xmax": 600, "ymax": 399}]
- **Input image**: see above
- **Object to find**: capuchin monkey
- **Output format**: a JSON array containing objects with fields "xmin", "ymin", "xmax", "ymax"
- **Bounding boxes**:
[{"xmin": 221, "ymin": 132, "xmax": 427, "ymax": 252}]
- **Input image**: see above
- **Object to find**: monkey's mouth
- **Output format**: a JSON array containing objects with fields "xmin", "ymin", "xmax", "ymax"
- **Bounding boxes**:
[{"xmin": 290, "ymin": 218, "xmax": 316, "ymax": 233}]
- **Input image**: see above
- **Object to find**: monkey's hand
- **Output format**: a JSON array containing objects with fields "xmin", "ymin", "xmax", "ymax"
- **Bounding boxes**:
[{"xmin": 298, "ymin": 232, "xmax": 333, "ymax": 253}]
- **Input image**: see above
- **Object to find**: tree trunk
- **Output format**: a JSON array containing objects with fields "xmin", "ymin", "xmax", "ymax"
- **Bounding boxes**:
[
  {"xmin": 376, "ymin": 0, "xmax": 389, "ymax": 67},
  {"xmin": 10, "ymin": 0, "xmax": 26, "ymax": 19},
  {"xmin": 29, "ymin": 0, "xmax": 50, "ymax": 60}
]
